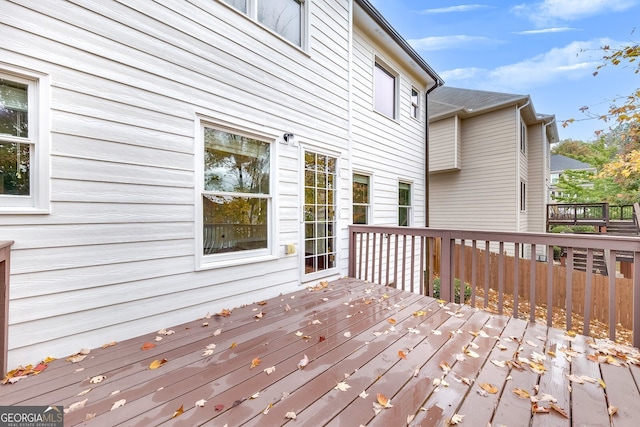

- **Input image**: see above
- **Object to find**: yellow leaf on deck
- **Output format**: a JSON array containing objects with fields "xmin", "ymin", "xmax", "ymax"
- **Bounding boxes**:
[
  {"xmin": 250, "ymin": 357, "xmax": 261, "ymax": 369},
  {"xmin": 479, "ymin": 383, "xmax": 498, "ymax": 394},
  {"xmin": 230, "ymin": 342, "xmax": 237, "ymax": 349},
  {"xmin": 149, "ymin": 359, "xmax": 167, "ymax": 370},
  {"xmin": 398, "ymin": 350, "xmax": 407, "ymax": 360},
  {"xmin": 171, "ymin": 404, "xmax": 184, "ymax": 418},
  {"xmin": 388, "ymin": 318, "xmax": 396, "ymax": 325},
  {"xmin": 376, "ymin": 393, "xmax": 392, "ymax": 408},
  {"xmin": 598, "ymin": 379, "xmax": 606, "ymax": 389},
  {"xmin": 512, "ymin": 388, "xmax": 531, "ymax": 399}
]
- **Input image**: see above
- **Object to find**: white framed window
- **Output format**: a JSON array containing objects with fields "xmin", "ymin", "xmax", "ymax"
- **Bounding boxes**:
[
  {"xmin": 520, "ymin": 180, "xmax": 527, "ymax": 211},
  {"xmin": 411, "ymin": 87, "xmax": 420, "ymax": 119},
  {"xmin": 353, "ymin": 173, "xmax": 370, "ymax": 224},
  {"xmin": 0, "ymin": 68, "xmax": 49, "ymax": 213},
  {"xmin": 520, "ymin": 120, "xmax": 527, "ymax": 154},
  {"xmin": 199, "ymin": 124, "xmax": 273, "ymax": 265},
  {"xmin": 398, "ymin": 181, "xmax": 412, "ymax": 226},
  {"xmin": 221, "ymin": 0, "xmax": 306, "ymax": 47},
  {"xmin": 374, "ymin": 61, "xmax": 397, "ymax": 119}
]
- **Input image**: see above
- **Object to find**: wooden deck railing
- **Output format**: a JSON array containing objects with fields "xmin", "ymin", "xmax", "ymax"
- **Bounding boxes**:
[
  {"xmin": 0, "ymin": 240, "xmax": 13, "ymax": 377},
  {"xmin": 348, "ymin": 225, "xmax": 640, "ymax": 346}
]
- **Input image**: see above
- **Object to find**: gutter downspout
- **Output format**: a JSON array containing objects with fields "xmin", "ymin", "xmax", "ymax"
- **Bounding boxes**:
[
  {"xmin": 425, "ymin": 82, "xmax": 443, "ymax": 227},
  {"xmin": 516, "ymin": 100, "xmax": 530, "ymax": 232}
]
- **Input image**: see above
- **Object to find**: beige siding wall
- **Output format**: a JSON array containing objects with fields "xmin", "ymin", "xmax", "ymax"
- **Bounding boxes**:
[
  {"xmin": 1, "ymin": 0, "xmax": 351, "ymax": 367},
  {"xmin": 429, "ymin": 116, "xmax": 460, "ymax": 172},
  {"xmin": 351, "ymin": 29, "xmax": 427, "ymax": 227},
  {"xmin": 527, "ymin": 122, "xmax": 547, "ymax": 233},
  {"xmin": 429, "ymin": 107, "xmax": 518, "ymax": 231}
]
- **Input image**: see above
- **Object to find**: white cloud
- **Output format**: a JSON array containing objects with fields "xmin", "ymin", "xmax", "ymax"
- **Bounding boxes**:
[
  {"xmin": 512, "ymin": 0, "xmax": 637, "ymax": 26},
  {"xmin": 416, "ymin": 4, "xmax": 493, "ymax": 14},
  {"xmin": 515, "ymin": 27, "xmax": 579, "ymax": 35},
  {"xmin": 441, "ymin": 39, "xmax": 614, "ymax": 92},
  {"xmin": 407, "ymin": 35, "xmax": 502, "ymax": 51}
]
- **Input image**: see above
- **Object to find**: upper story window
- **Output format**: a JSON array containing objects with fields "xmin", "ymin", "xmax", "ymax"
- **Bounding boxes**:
[
  {"xmin": 201, "ymin": 126, "xmax": 272, "ymax": 259},
  {"xmin": 398, "ymin": 182, "xmax": 411, "ymax": 226},
  {"xmin": 353, "ymin": 173, "xmax": 370, "ymax": 224},
  {"xmin": 374, "ymin": 62, "xmax": 397, "ymax": 119},
  {"xmin": 520, "ymin": 121, "xmax": 527, "ymax": 154},
  {"xmin": 221, "ymin": 0, "xmax": 305, "ymax": 47},
  {"xmin": 0, "ymin": 70, "xmax": 49, "ymax": 212},
  {"xmin": 411, "ymin": 88, "xmax": 420, "ymax": 119}
]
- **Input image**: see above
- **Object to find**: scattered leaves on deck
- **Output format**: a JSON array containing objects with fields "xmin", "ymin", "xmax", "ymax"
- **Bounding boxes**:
[
  {"xmin": 195, "ymin": 399, "xmax": 206, "ymax": 407},
  {"xmin": 335, "ymin": 381, "xmax": 351, "ymax": 391},
  {"xmin": 216, "ymin": 308, "xmax": 232, "ymax": 317},
  {"xmin": 250, "ymin": 357, "xmax": 261, "ymax": 369},
  {"xmin": 479, "ymin": 383, "xmax": 498, "ymax": 394},
  {"xmin": 89, "ymin": 375, "xmax": 106, "ymax": 384},
  {"xmin": 141, "ymin": 342, "xmax": 156, "ymax": 351},
  {"xmin": 171, "ymin": 404, "xmax": 184, "ymax": 418},
  {"xmin": 110, "ymin": 399, "xmax": 126, "ymax": 411},
  {"xmin": 64, "ymin": 399, "xmax": 88, "ymax": 414}
]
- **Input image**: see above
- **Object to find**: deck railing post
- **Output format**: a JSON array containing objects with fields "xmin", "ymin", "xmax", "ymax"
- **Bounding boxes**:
[
  {"xmin": 440, "ymin": 232, "xmax": 453, "ymax": 302},
  {"xmin": 1, "ymin": 241, "xmax": 14, "ymax": 378},
  {"xmin": 634, "ymin": 250, "xmax": 640, "ymax": 347},
  {"xmin": 348, "ymin": 226, "xmax": 355, "ymax": 278}
]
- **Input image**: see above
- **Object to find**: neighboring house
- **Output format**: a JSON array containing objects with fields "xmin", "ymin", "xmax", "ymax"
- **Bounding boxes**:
[
  {"xmin": 428, "ymin": 87, "xmax": 559, "ymax": 235},
  {"xmin": 549, "ymin": 154, "xmax": 596, "ymax": 201},
  {"xmin": 0, "ymin": 1, "xmax": 442, "ymax": 369}
]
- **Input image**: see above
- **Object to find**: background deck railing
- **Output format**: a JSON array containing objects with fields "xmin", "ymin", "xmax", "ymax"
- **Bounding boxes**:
[
  {"xmin": 348, "ymin": 225, "xmax": 640, "ymax": 347},
  {"xmin": 0, "ymin": 240, "xmax": 13, "ymax": 377}
]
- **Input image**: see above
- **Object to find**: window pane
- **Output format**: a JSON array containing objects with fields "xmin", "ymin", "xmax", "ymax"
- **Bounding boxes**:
[
  {"xmin": 203, "ymin": 194, "xmax": 268, "ymax": 254},
  {"xmin": 411, "ymin": 88, "xmax": 419, "ymax": 119},
  {"xmin": 399, "ymin": 207, "xmax": 408, "ymax": 226},
  {"xmin": 353, "ymin": 205, "xmax": 367, "ymax": 224},
  {"xmin": 399, "ymin": 182, "xmax": 411, "ymax": 206},
  {"xmin": 204, "ymin": 128, "xmax": 270, "ymax": 194},
  {"xmin": 374, "ymin": 64, "xmax": 395, "ymax": 118},
  {"xmin": 221, "ymin": 0, "xmax": 247, "ymax": 13},
  {"xmin": 0, "ymin": 79, "xmax": 28, "ymax": 138},
  {"xmin": 257, "ymin": 0, "xmax": 301, "ymax": 46},
  {"xmin": 0, "ymin": 142, "xmax": 30, "ymax": 195},
  {"xmin": 353, "ymin": 174, "xmax": 369, "ymax": 203}
]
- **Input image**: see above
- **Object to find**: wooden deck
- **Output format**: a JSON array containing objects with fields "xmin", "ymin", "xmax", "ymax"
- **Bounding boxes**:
[{"xmin": 2, "ymin": 278, "xmax": 640, "ymax": 426}]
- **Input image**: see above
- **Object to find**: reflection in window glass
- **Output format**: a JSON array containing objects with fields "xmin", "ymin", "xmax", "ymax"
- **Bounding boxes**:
[
  {"xmin": 258, "ymin": 0, "xmax": 302, "ymax": 46},
  {"xmin": 399, "ymin": 182, "xmax": 411, "ymax": 226},
  {"xmin": 374, "ymin": 63, "xmax": 395, "ymax": 118},
  {"xmin": 0, "ymin": 78, "xmax": 30, "ymax": 197},
  {"xmin": 353, "ymin": 174, "xmax": 370, "ymax": 224},
  {"xmin": 202, "ymin": 128, "xmax": 270, "ymax": 255},
  {"xmin": 221, "ymin": 0, "xmax": 247, "ymax": 13}
]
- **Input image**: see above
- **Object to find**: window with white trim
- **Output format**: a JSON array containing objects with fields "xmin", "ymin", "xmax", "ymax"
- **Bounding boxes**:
[
  {"xmin": 398, "ymin": 182, "xmax": 411, "ymax": 226},
  {"xmin": 202, "ymin": 127, "xmax": 271, "ymax": 257},
  {"xmin": 411, "ymin": 87, "xmax": 420, "ymax": 119},
  {"xmin": 0, "ymin": 71, "xmax": 48, "ymax": 212},
  {"xmin": 374, "ymin": 62, "xmax": 397, "ymax": 119},
  {"xmin": 520, "ymin": 121, "xmax": 527, "ymax": 154},
  {"xmin": 221, "ymin": 0, "xmax": 305, "ymax": 47},
  {"xmin": 353, "ymin": 173, "xmax": 370, "ymax": 224}
]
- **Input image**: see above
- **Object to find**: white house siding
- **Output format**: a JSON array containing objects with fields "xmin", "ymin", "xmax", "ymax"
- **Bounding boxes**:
[
  {"xmin": 0, "ymin": 0, "xmax": 352, "ymax": 368},
  {"xmin": 351, "ymin": 30, "xmax": 427, "ymax": 227},
  {"xmin": 429, "ymin": 107, "xmax": 518, "ymax": 231}
]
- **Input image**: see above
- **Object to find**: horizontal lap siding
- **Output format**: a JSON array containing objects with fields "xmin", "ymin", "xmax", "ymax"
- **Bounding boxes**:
[
  {"xmin": 1, "ymin": 0, "xmax": 350, "ymax": 367},
  {"xmin": 429, "ymin": 117, "xmax": 458, "ymax": 172},
  {"xmin": 351, "ymin": 31, "xmax": 426, "ymax": 227},
  {"xmin": 527, "ymin": 123, "xmax": 546, "ymax": 233},
  {"xmin": 430, "ymin": 108, "xmax": 517, "ymax": 231}
]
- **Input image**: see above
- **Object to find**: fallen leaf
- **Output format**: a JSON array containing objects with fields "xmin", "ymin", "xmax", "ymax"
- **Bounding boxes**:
[
  {"xmin": 172, "ymin": 404, "xmax": 184, "ymax": 418},
  {"xmin": 141, "ymin": 342, "xmax": 156, "ymax": 351},
  {"xmin": 102, "ymin": 341, "xmax": 117, "ymax": 348},
  {"xmin": 532, "ymin": 402, "xmax": 549, "ymax": 413},
  {"xmin": 214, "ymin": 404, "xmax": 224, "ymax": 411},
  {"xmin": 479, "ymin": 383, "xmax": 498, "ymax": 394},
  {"xmin": 398, "ymin": 350, "xmax": 407, "ymax": 360},
  {"xmin": 157, "ymin": 328, "xmax": 175, "ymax": 336},
  {"xmin": 110, "ymin": 399, "xmax": 126, "ymax": 411},
  {"xmin": 217, "ymin": 308, "xmax": 232, "ymax": 317},
  {"xmin": 598, "ymin": 379, "xmax": 606, "ymax": 389},
  {"xmin": 388, "ymin": 318, "xmax": 397, "ymax": 325},
  {"xmin": 344, "ymin": 331, "xmax": 352, "ymax": 338},
  {"xmin": 319, "ymin": 336, "xmax": 326, "ymax": 342},
  {"xmin": 609, "ymin": 405, "xmax": 618, "ymax": 416},
  {"xmin": 202, "ymin": 349, "xmax": 214, "ymax": 357},
  {"xmin": 513, "ymin": 388, "xmax": 531, "ymax": 399},
  {"xmin": 77, "ymin": 388, "xmax": 92, "ymax": 397},
  {"xmin": 491, "ymin": 359, "xmax": 506, "ymax": 368},
  {"xmin": 214, "ymin": 329, "xmax": 222, "ymax": 336},
  {"xmin": 89, "ymin": 375, "xmax": 106, "ymax": 384},
  {"xmin": 250, "ymin": 357, "xmax": 261, "ymax": 369},
  {"xmin": 295, "ymin": 331, "xmax": 304, "ymax": 337},
  {"xmin": 66, "ymin": 354, "xmax": 87, "ymax": 363},
  {"xmin": 312, "ymin": 319, "xmax": 322, "ymax": 325},
  {"xmin": 449, "ymin": 413, "xmax": 464, "ymax": 425},
  {"xmin": 550, "ymin": 403, "xmax": 569, "ymax": 418},
  {"xmin": 335, "ymin": 381, "xmax": 351, "ymax": 391},
  {"xmin": 298, "ymin": 354, "xmax": 309, "ymax": 369},
  {"xmin": 439, "ymin": 361, "xmax": 451, "ymax": 374},
  {"xmin": 257, "ymin": 300, "xmax": 267, "ymax": 306},
  {"xmin": 64, "ymin": 399, "xmax": 88, "ymax": 414},
  {"xmin": 110, "ymin": 390, "xmax": 120, "ymax": 396},
  {"xmin": 195, "ymin": 399, "xmax": 206, "ymax": 407},
  {"xmin": 254, "ymin": 311, "xmax": 264, "ymax": 319},
  {"xmin": 149, "ymin": 359, "xmax": 168, "ymax": 370},
  {"xmin": 263, "ymin": 403, "xmax": 273, "ymax": 414},
  {"xmin": 377, "ymin": 393, "xmax": 392, "ymax": 408},
  {"xmin": 285, "ymin": 411, "xmax": 297, "ymax": 420},
  {"xmin": 359, "ymin": 390, "xmax": 369, "ymax": 398},
  {"xmin": 230, "ymin": 342, "xmax": 237, "ymax": 349},
  {"xmin": 432, "ymin": 329, "xmax": 442, "ymax": 335},
  {"xmin": 251, "ymin": 392, "xmax": 260, "ymax": 399},
  {"xmin": 264, "ymin": 366, "xmax": 276, "ymax": 375},
  {"xmin": 407, "ymin": 414, "xmax": 416, "ymax": 424},
  {"xmin": 414, "ymin": 310, "xmax": 427, "ymax": 316}
]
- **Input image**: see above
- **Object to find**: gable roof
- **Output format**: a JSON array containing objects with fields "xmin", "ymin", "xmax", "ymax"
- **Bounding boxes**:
[
  {"xmin": 550, "ymin": 154, "xmax": 596, "ymax": 172},
  {"xmin": 428, "ymin": 86, "xmax": 559, "ymax": 143}
]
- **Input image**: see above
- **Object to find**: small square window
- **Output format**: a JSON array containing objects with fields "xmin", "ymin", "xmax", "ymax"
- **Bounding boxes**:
[{"xmin": 411, "ymin": 88, "xmax": 419, "ymax": 119}]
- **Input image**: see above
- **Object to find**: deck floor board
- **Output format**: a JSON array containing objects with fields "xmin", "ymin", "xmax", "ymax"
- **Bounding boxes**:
[{"xmin": 2, "ymin": 277, "xmax": 639, "ymax": 427}]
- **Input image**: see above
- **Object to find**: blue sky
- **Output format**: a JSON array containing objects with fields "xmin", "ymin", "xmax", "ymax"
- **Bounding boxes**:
[{"xmin": 369, "ymin": 0, "xmax": 639, "ymax": 142}]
